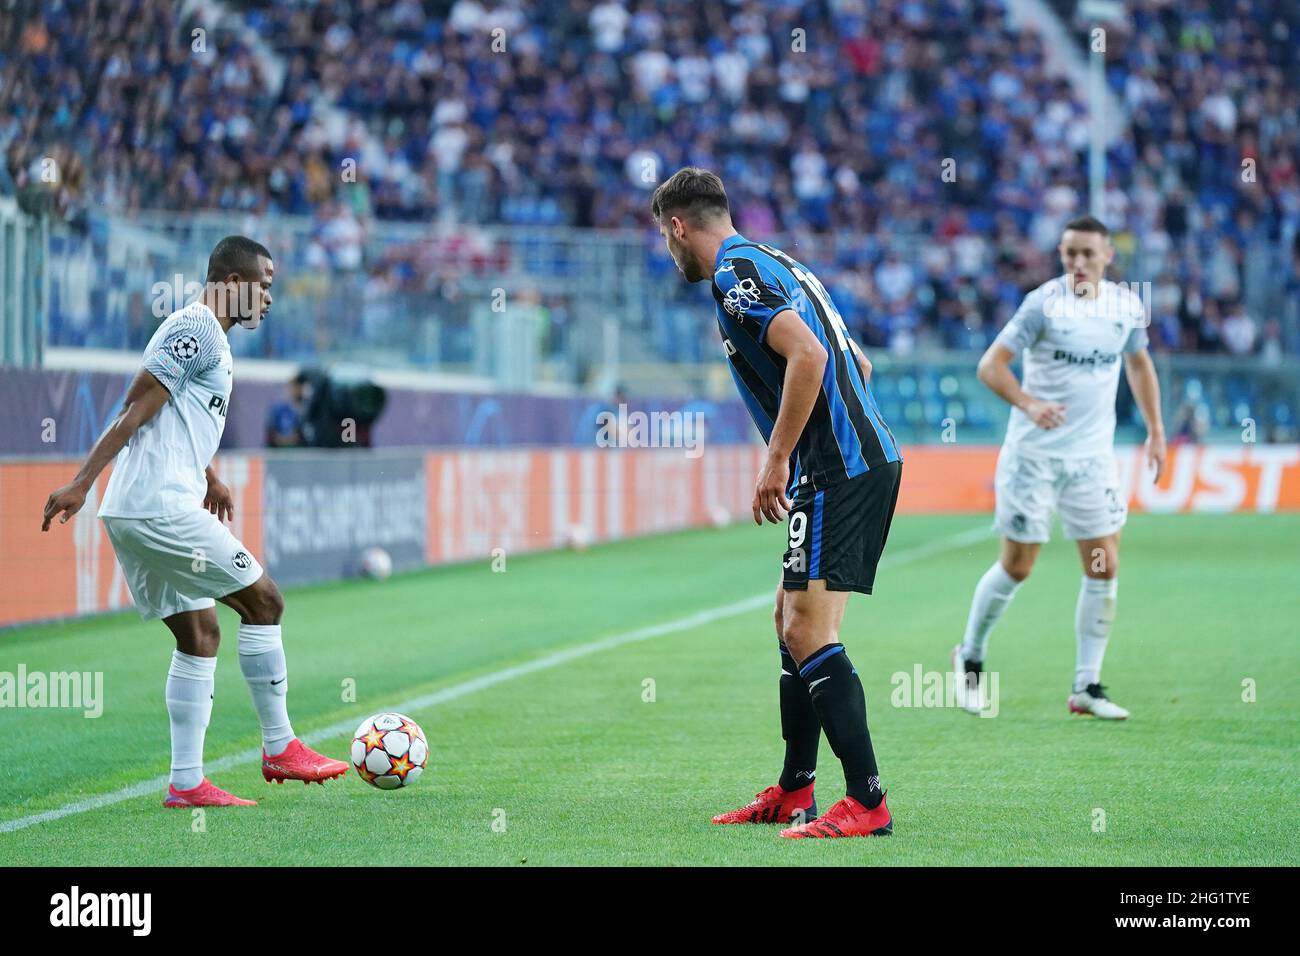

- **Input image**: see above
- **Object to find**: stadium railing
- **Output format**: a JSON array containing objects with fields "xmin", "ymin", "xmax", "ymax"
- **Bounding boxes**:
[
  {"xmin": 46, "ymin": 211, "xmax": 650, "ymax": 390},
  {"xmin": 33, "ymin": 212, "xmax": 1300, "ymax": 444},
  {"xmin": 0, "ymin": 197, "xmax": 47, "ymax": 369}
]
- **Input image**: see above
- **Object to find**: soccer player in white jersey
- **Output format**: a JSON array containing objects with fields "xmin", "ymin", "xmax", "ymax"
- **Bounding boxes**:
[
  {"xmin": 953, "ymin": 216, "xmax": 1167, "ymax": 719},
  {"xmin": 42, "ymin": 236, "xmax": 348, "ymax": 807}
]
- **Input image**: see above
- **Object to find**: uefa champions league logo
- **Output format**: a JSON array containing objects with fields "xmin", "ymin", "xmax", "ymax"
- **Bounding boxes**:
[{"xmin": 170, "ymin": 335, "xmax": 200, "ymax": 360}]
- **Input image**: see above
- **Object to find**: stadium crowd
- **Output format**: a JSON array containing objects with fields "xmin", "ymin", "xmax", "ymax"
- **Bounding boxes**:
[{"xmin": 2, "ymin": 0, "xmax": 1298, "ymax": 358}]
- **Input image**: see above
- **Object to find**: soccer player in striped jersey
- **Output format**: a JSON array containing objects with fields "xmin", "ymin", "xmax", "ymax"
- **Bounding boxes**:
[{"xmin": 652, "ymin": 167, "xmax": 900, "ymax": 838}]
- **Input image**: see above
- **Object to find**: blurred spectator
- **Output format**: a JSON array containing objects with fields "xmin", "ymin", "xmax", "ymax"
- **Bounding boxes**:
[
  {"xmin": 265, "ymin": 371, "xmax": 311, "ymax": 447},
  {"xmin": 1222, "ymin": 303, "xmax": 1258, "ymax": 356},
  {"xmin": 1, "ymin": 0, "xmax": 1296, "ymax": 357}
]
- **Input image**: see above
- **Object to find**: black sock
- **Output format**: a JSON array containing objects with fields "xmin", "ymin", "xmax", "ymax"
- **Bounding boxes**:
[
  {"xmin": 778, "ymin": 643, "xmax": 820, "ymax": 792},
  {"xmin": 799, "ymin": 644, "xmax": 884, "ymax": 809}
]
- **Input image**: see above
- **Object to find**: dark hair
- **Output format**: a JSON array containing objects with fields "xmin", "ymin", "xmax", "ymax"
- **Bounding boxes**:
[
  {"xmin": 1062, "ymin": 215, "xmax": 1109, "ymax": 237},
  {"xmin": 650, "ymin": 167, "xmax": 730, "ymax": 224},
  {"xmin": 206, "ymin": 235, "xmax": 272, "ymax": 282}
]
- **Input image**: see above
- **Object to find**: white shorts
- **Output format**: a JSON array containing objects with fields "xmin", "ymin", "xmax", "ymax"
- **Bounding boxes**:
[
  {"xmin": 102, "ymin": 510, "xmax": 264, "ymax": 620},
  {"xmin": 994, "ymin": 448, "xmax": 1127, "ymax": 543}
]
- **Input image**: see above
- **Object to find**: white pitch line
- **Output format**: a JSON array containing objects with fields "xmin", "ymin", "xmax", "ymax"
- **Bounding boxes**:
[{"xmin": 0, "ymin": 523, "xmax": 991, "ymax": 834}]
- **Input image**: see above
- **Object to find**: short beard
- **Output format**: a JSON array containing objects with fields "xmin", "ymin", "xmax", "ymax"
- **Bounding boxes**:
[{"xmin": 681, "ymin": 259, "xmax": 706, "ymax": 283}]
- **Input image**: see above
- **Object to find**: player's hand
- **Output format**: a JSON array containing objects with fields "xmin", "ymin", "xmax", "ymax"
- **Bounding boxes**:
[
  {"xmin": 204, "ymin": 475, "xmax": 235, "ymax": 522},
  {"xmin": 1022, "ymin": 397, "xmax": 1067, "ymax": 430},
  {"xmin": 752, "ymin": 455, "xmax": 792, "ymax": 525},
  {"xmin": 42, "ymin": 483, "xmax": 87, "ymax": 531},
  {"xmin": 1144, "ymin": 431, "xmax": 1167, "ymax": 483}
]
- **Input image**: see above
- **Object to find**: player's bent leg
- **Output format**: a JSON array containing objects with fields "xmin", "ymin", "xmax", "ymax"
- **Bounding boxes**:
[
  {"xmin": 1000, "ymin": 537, "xmax": 1041, "ymax": 583},
  {"xmin": 162, "ymin": 606, "xmax": 222, "ymax": 658},
  {"xmin": 779, "ymin": 578, "xmax": 848, "ymax": 668},
  {"xmin": 954, "ymin": 538, "xmax": 1038, "ymax": 715},
  {"xmin": 1068, "ymin": 534, "xmax": 1128, "ymax": 720},
  {"xmin": 778, "ymin": 582, "xmax": 892, "ymax": 839},
  {"xmin": 218, "ymin": 573, "xmax": 285, "ymax": 625},
  {"xmin": 159, "ymin": 608, "xmax": 257, "ymax": 807},
  {"xmin": 712, "ymin": 580, "xmax": 820, "ymax": 825},
  {"xmin": 218, "ymin": 575, "xmax": 348, "ymax": 783}
]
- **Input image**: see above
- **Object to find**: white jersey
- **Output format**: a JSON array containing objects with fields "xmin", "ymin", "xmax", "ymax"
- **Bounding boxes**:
[
  {"xmin": 99, "ymin": 302, "xmax": 233, "ymax": 518},
  {"xmin": 994, "ymin": 276, "xmax": 1148, "ymax": 459}
]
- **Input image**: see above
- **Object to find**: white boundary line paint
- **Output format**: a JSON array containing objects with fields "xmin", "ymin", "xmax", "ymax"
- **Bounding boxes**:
[{"xmin": 0, "ymin": 524, "xmax": 991, "ymax": 834}]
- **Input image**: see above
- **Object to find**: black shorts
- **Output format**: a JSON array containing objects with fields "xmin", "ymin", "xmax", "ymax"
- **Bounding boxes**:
[{"xmin": 781, "ymin": 460, "xmax": 902, "ymax": 595}]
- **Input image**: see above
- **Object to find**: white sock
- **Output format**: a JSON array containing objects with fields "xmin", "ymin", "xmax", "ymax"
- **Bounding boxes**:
[
  {"xmin": 1075, "ymin": 577, "xmax": 1118, "ymax": 692},
  {"xmin": 960, "ymin": 561, "xmax": 1022, "ymax": 663},
  {"xmin": 238, "ymin": 624, "xmax": 295, "ymax": 756},
  {"xmin": 166, "ymin": 650, "xmax": 216, "ymax": 791}
]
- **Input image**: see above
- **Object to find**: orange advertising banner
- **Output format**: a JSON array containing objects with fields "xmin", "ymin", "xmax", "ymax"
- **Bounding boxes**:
[
  {"xmin": 423, "ymin": 446, "xmax": 765, "ymax": 563},
  {"xmin": 895, "ymin": 443, "xmax": 1300, "ymax": 514},
  {"xmin": 4, "ymin": 443, "xmax": 1298, "ymax": 628},
  {"xmin": 0, "ymin": 455, "xmax": 263, "ymax": 628}
]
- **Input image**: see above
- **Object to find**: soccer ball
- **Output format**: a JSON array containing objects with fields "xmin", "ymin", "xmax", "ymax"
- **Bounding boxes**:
[
  {"xmin": 358, "ymin": 546, "xmax": 392, "ymax": 580},
  {"xmin": 565, "ymin": 524, "xmax": 591, "ymax": 551},
  {"xmin": 351, "ymin": 713, "xmax": 428, "ymax": 790}
]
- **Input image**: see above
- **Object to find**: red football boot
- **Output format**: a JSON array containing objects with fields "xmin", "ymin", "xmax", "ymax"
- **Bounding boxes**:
[
  {"xmin": 712, "ymin": 782, "xmax": 817, "ymax": 825},
  {"xmin": 261, "ymin": 738, "xmax": 349, "ymax": 785},
  {"xmin": 163, "ymin": 778, "xmax": 257, "ymax": 808},
  {"xmin": 780, "ymin": 793, "xmax": 892, "ymax": 838}
]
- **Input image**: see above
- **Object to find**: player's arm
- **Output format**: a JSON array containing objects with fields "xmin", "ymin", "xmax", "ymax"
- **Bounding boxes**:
[
  {"xmin": 977, "ymin": 343, "xmax": 1066, "ymax": 429},
  {"xmin": 1123, "ymin": 347, "xmax": 1167, "ymax": 482},
  {"xmin": 41, "ymin": 369, "xmax": 171, "ymax": 530},
  {"xmin": 752, "ymin": 309, "xmax": 828, "ymax": 525}
]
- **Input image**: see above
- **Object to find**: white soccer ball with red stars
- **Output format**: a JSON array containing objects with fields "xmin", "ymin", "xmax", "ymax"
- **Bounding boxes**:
[{"xmin": 351, "ymin": 712, "xmax": 428, "ymax": 790}]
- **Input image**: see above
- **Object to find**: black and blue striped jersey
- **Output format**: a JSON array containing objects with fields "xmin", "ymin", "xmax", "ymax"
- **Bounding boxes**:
[{"xmin": 711, "ymin": 234, "xmax": 901, "ymax": 493}]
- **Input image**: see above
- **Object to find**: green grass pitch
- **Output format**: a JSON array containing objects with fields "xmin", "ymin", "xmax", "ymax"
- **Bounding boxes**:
[{"xmin": 1, "ymin": 512, "xmax": 1296, "ymax": 866}]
